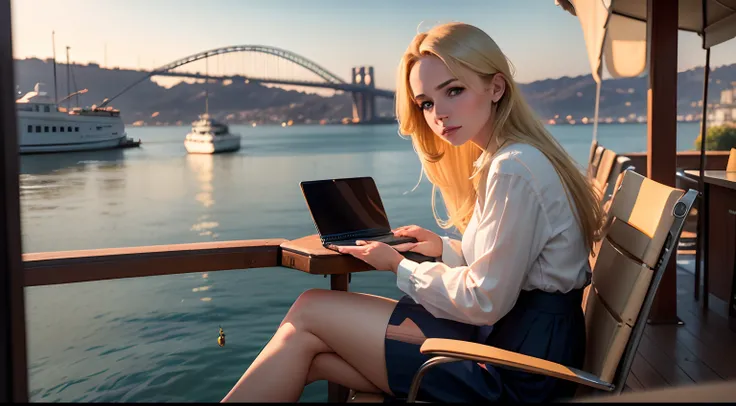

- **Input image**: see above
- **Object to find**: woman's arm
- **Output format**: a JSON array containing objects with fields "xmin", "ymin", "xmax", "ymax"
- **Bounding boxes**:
[
  {"xmin": 439, "ymin": 236, "xmax": 465, "ymax": 267},
  {"xmin": 396, "ymin": 172, "xmax": 551, "ymax": 326}
]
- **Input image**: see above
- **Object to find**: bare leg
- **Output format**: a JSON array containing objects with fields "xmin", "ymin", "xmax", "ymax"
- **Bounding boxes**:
[
  {"xmin": 221, "ymin": 289, "xmax": 397, "ymax": 402},
  {"xmin": 306, "ymin": 353, "xmax": 382, "ymax": 393}
]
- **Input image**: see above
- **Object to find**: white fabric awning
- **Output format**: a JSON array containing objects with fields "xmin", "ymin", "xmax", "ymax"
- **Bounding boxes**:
[{"xmin": 557, "ymin": 0, "xmax": 736, "ymax": 82}]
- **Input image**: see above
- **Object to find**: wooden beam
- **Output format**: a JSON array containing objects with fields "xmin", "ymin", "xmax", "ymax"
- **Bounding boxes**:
[
  {"xmin": 621, "ymin": 151, "xmax": 732, "ymax": 174},
  {"xmin": 646, "ymin": 0, "xmax": 680, "ymax": 324},
  {"xmin": 0, "ymin": 0, "xmax": 29, "ymax": 401},
  {"xmin": 23, "ymin": 239, "xmax": 286, "ymax": 287}
]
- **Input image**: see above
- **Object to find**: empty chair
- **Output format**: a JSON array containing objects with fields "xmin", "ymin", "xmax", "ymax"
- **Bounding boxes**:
[
  {"xmin": 588, "ymin": 145, "xmax": 606, "ymax": 181},
  {"xmin": 587, "ymin": 140, "xmax": 599, "ymax": 178},
  {"xmin": 601, "ymin": 156, "xmax": 635, "ymax": 206},
  {"xmin": 592, "ymin": 149, "xmax": 617, "ymax": 200}
]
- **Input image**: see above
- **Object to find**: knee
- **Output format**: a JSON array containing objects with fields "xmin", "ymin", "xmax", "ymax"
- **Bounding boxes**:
[
  {"xmin": 274, "ymin": 318, "xmax": 325, "ymax": 353},
  {"xmin": 282, "ymin": 288, "xmax": 330, "ymax": 329}
]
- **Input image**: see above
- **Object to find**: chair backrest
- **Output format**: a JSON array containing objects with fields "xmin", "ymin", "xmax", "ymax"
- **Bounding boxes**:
[
  {"xmin": 601, "ymin": 156, "xmax": 635, "ymax": 206},
  {"xmin": 587, "ymin": 161, "xmax": 637, "ymax": 269},
  {"xmin": 580, "ymin": 170, "xmax": 697, "ymax": 394},
  {"xmin": 592, "ymin": 149, "xmax": 617, "ymax": 199},
  {"xmin": 588, "ymin": 145, "xmax": 605, "ymax": 180},
  {"xmin": 587, "ymin": 140, "xmax": 599, "ymax": 177}
]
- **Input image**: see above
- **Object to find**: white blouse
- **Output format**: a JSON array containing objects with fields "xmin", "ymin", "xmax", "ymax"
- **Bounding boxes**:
[{"xmin": 396, "ymin": 143, "xmax": 591, "ymax": 327}]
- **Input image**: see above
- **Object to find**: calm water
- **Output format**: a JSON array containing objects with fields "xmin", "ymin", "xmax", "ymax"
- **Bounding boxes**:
[{"xmin": 22, "ymin": 122, "xmax": 700, "ymax": 402}]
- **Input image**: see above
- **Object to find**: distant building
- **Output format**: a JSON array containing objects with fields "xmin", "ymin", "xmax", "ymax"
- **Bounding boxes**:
[{"xmin": 709, "ymin": 82, "xmax": 736, "ymax": 126}]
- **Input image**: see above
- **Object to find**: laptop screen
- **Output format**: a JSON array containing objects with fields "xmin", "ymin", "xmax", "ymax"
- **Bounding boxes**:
[{"xmin": 301, "ymin": 177, "xmax": 391, "ymax": 237}]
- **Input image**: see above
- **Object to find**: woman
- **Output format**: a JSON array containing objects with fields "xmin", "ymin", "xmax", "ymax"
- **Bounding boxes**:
[{"xmin": 222, "ymin": 22, "xmax": 604, "ymax": 403}]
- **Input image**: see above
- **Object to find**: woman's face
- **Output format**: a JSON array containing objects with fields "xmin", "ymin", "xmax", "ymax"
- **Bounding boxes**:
[{"xmin": 409, "ymin": 55, "xmax": 504, "ymax": 149}]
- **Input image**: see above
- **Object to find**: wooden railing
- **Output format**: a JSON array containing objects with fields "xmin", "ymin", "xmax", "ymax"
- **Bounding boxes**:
[
  {"xmin": 20, "ymin": 237, "xmax": 357, "ymax": 402},
  {"xmin": 23, "ymin": 239, "xmax": 286, "ymax": 287},
  {"xmin": 621, "ymin": 150, "xmax": 731, "ymax": 174}
]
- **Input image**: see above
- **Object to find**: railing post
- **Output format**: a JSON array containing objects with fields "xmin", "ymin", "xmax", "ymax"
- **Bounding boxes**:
[{"xmin": 0, "ymin": 0, "xmax": 29, "ymax": 401}]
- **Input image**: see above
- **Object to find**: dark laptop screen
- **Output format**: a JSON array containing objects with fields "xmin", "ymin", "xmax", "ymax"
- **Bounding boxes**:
[{"xmin": 301, "ymin": 177, "xmax": 391, "ymax": 237}]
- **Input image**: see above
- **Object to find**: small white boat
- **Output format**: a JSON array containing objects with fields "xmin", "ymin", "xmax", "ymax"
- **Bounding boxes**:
[{"xmin": 184, "ymin": 113, "xmax": 241, "ymax": 154}]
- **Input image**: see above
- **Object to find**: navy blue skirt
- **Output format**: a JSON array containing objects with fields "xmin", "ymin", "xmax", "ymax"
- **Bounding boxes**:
[{"xmin": 384, "ymin": 289, "xmax": 586, "ymax": 403}]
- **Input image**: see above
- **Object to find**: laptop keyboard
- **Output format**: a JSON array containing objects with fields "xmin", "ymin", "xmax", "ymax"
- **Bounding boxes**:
[
  {"xmin": 328, "ymin": 235, "xmax": 416, "ymax": 246},
  {"xmin": 369, "ymin": 235, "xmax": 415, "ymax": 244}
]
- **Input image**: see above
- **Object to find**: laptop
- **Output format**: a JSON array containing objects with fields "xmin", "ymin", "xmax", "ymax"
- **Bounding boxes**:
[{"xmin": 300, "ymin": 176, "xmax": 417, "ymax": 248}]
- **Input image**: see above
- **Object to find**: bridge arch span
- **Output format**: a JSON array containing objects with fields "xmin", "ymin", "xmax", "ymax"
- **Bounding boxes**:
[
  {"xmin": 156, "ymin": 45, "xmax": 346, "ymax": 85},
  {"xmin": 100, "ymin": 45, "xmax": 347, "ymax": 107}
]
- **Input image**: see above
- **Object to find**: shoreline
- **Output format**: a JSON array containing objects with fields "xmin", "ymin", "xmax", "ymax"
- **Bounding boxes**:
[{"xmin": 124, "ymin": 120, "xmax": 705, "ymax": 128}]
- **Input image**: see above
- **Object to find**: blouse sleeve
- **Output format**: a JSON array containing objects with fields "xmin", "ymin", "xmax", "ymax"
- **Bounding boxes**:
[
  {"xmin": 440, "ymin": 236, "xmax": 466, "ymax": 267},
  {"xmin": 395, "ymin": 172, "xmax": 551, "ymax": 326}
]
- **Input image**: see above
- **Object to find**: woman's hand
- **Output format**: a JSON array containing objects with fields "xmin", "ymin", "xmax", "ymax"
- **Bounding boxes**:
[
  {"xmin": 391, "ymin": 225, "xmax": 443, "ymax": 258},
  {"xmin": 336, "ymin": 241, "xmax": 406, "ymax": 273}
]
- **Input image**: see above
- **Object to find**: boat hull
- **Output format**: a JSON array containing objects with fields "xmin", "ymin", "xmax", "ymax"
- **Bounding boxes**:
[
  {"xmin": 184, "ymin": 136, "xmax": 241, "ymax": 154},
  {"xmin": 19, "ymin": 135, "xmax": 128, "ymax": 154},
  {"xmin": 17, "ymin": 110, "xmax": 128, "ymax": 154}
]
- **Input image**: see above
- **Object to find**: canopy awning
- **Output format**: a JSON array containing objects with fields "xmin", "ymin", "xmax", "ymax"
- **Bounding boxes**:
[{"xmin": 556, "ymin": 0, "xmax": 736, "ymax": 82}]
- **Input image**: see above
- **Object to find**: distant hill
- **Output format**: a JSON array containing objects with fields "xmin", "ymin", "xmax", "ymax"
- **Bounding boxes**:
[
  {"xmin": 13, "ymin": 58, "xmax": 736, "ymax": 126},
  {"xmin": 518, "ymin": 64, "xmax": 736, "ymax": 124}
]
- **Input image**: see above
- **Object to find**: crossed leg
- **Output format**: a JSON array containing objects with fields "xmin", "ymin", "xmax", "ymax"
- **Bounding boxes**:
[
  {"xmin": 305, "ymin": 352, "xmax": 381, "ymax": 393},
  {"xmin": 221, "ymin": 289, "xmax": 398, "ymax": 402}
]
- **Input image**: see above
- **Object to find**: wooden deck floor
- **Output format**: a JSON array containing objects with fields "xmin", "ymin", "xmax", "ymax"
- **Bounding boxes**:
[{"xmin": 624, "ymin": 254, "xmax": 736, "ymax": 392}]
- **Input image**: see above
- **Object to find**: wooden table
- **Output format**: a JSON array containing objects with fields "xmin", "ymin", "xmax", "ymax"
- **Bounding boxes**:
[
  {"xmin": 279, "ymin": 234, "xmax": 375, "ymax": 402},
  {"xmin": 684, "ymin": 170, "xmax": 736, "ymax": 320}
]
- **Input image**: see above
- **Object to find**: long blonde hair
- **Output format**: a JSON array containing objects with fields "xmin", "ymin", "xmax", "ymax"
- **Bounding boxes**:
[{"xmin": 396, "ymin": 22, "xmax": 604, "ymax": 250}]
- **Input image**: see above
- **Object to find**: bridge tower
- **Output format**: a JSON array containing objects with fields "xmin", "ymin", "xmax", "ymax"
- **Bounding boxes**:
[{"xmin": 351, "ymin": 66, "xmax": 376, "ymax": 123}]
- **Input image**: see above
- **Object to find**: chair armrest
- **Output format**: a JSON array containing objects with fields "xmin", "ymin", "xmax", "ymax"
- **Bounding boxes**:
[
  {"xmin": 675, "ymin": 170, "xmax": 700, "ymax": 189},
  {"xmin": 420, "ymin": 338, "xmax": 614, "ymax": 392}
]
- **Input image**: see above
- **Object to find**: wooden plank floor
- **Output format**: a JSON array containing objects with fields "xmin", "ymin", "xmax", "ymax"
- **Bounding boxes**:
[{"xmin": 623, "ymin": 254, "xmax": 736, "ymax": 392}]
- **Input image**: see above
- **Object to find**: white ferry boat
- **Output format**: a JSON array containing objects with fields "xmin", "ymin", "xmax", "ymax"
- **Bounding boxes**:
[
  {"xmin": 15, "ymin": 83, "xmax": 128, "ymax": 154},
  {"xmin": 184, "ymin": 113, "xmax": 241, "ymax": 154}
]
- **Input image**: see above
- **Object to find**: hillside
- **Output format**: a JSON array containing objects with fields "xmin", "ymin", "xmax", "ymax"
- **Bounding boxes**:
[
  {"xmin": 13, "ymin": 58, "xmax": 736, "ymax": 125},
  {"xmin": 518, "ymin": 64, "xmax": 736, "ymax": 123}
]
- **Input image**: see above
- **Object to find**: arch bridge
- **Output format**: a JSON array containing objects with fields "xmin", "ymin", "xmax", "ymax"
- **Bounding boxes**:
[{"xmin": 102, "ymin": 45, "xmax": 394, "ymax": 123}]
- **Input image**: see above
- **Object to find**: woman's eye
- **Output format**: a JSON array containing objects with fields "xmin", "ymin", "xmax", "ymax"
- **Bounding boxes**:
[
  {"xmin": 419, "ymin": 101, "xmax": 433, "ymax": 111},
  {"xmin": 448, "ymin": 87, "xmax": 464, "ymax": 97}
]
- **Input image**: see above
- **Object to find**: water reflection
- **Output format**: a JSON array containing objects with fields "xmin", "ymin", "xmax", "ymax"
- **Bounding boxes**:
[
  {"xmin": 186, "ymin": 154, "xmax": 219, "ymax": 239},
  {"xmin": 19, "ymin": 149, "xmax": 126, "ymax": 204},
  {"xmin": 20, "ymin": 149, "xmax": 125, "ymax": 176}
]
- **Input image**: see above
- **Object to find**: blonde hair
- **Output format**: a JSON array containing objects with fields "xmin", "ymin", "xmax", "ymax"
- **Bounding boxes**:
[{"xmin": 396, "ymin": 22, "xmax": 604, "ymax": 250}]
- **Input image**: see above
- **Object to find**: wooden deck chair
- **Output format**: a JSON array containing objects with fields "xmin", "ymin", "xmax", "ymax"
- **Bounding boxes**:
[
  {"xmin": 587, "ymin": 140, "xmax": 599, "ymax": 178},
  {"xmin": 588, "ymin": 145, "xmax": 605, "ymax": 181},
  {"xmin": 592, "ymin": 149, "xmax": 618, "ymax": 201},
  {"xmin": 588, "ymin": 158, "xmax": 636, "ymax": 269},
  {"xmin": 601, "ymin": 156, "xmax": 635, "ymax": 206},
  {"xmin": 348, "ymin": 170, "xmax": 698, "ymax": 403}
]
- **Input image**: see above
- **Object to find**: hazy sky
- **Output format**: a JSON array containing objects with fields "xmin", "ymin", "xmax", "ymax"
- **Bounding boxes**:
[{"xmin": 10, "ymin": 0, "xmax": 736, "ymax": 90}]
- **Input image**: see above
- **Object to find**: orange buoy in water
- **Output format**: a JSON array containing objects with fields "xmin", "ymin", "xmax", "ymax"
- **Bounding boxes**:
[{"xmin": 218, "ymin": 326, "xmax": 226, "ymax": 347}]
